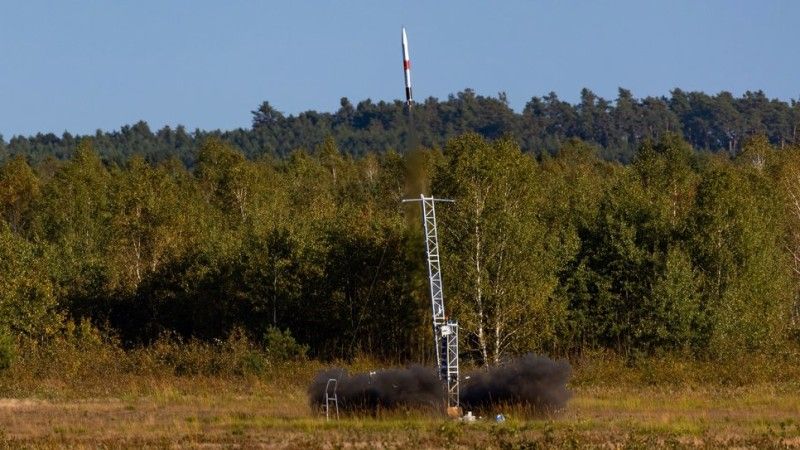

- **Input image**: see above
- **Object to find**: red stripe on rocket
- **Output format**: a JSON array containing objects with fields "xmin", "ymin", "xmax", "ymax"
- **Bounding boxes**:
[{"xmin": 402, "ymin": 27, "xmax": 413, "ymax": 106}]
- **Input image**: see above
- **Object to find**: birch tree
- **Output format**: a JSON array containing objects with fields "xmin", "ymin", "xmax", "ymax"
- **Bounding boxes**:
[
  {"xmin": 433, "ymin": 133, "xmax": 556, "ymax": 365},
  {"xmin": 107, "ymin": 156, "xmax": 193, "ymax": 292},
  {"xmin": 0, "ymin": 156, "xmax": 40, "ymax": 234}
]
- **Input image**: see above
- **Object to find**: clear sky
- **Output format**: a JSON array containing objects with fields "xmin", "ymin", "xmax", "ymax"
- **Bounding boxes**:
[{"xmin": 1, "ymin": 0, "xmax": 797, "ymax": 138}]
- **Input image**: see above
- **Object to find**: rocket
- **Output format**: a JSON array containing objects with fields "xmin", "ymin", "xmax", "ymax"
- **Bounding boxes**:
[{"xmin": 401, "ymin": 27, "xmax": 413, "ymax": 107}]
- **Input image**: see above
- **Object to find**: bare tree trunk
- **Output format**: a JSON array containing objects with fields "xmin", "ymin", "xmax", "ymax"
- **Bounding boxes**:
[
  {"xmin": 235, "ymin": 188, "xmax": 247, "ymax": 221},
  {"xmin": 783, "ymin": 170, "xmax": 800, "ymax": 328},
  {"xmin": 475, "ymin": 225, "xmax": 488, "ymax": 365},
  {"xmin": 492, "ymin": 232, "xmax": 508, "ymax": 365},
  {"xmin": 133, "ymin": 205, "xmax": 143, "ymax": 286},
  {"xmin": 717, "ymin": 226, "xmax": 723, "ymax": 299},
  {"xmin": 474, "ymin": 194, "xmax": 489, "ymax": 365},
  {"xmin": 671, "ymin": 180, "xmax": 678, "ymax": 225},
  {"xmin": 494, "ymin": 315, "xmax": 502, "ymax": 365},
  {"xmin": 273, "ymin": 269, "xmax": 278, "ymax": 326}
]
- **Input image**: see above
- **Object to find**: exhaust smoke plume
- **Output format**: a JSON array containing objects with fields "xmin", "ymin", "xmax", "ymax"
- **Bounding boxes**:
[
  {"xmin": 308, "ymin": 365, "xmax": 443, "ymax": 412},
  {"xmin": 309, "ymin": 354, "xmax": 571, "ymax": 414},
  {"xmin": 460, "ymin": 354, "xmax": 571, "ymax": 413}
]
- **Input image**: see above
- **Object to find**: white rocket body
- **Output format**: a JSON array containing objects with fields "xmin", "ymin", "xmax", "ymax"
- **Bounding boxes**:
[{"xmin": 402, "ymin": 27, "xmax": 413, "ymax": 107}]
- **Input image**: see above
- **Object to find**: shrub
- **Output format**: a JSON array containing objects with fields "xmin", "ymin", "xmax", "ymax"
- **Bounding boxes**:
[
  {"xmin": 263, "ymin": 327, "xmax": 308, "ymax": 362},
  {"xmin": 0, "ymin": 330, "xmax": 15, "ymax": 371},
  {"xmin": 0, "ymin": 224, "xmax": 60, "ymax": 340}
]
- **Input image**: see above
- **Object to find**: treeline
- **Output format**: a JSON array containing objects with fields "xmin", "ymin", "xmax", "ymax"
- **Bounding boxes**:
[
  {"xmin": 2, "ymin": 88, "xmax": 799, "ymax": 165},
  {"xmin": 2, "ymin": 132, "xmax": 800, "ymax": 365}
]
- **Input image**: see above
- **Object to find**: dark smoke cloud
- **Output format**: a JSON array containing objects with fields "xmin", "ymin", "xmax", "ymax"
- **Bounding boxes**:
[
  {"xmin": 308, "ymin": 354, "xmax": 571, "ymax": 414},
  {"xmin": 308, "ymin": 365, "xmax": 443, "ymax": 412},
  {"xmin": 460, "ymin": 354, "xmax": 571, "ymax": 413}
]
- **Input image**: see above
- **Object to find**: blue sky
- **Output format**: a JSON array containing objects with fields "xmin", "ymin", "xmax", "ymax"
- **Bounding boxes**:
[{"xmin": 1, "ymin": 0, "xmax": 797, "ymax": 137}]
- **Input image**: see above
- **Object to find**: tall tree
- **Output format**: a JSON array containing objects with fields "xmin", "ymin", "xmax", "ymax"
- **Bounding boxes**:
[
  {"xmin": 434, "ymin": 133, "xmax": 555, "ymax": 364},
  {"xmin": 0, "ymin": 156, "xmax": 40, "ymax": 234}
]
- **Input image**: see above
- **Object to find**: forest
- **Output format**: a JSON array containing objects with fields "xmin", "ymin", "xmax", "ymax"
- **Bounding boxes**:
[
  {"xmin": 2, "ymin": 88, "xmax": 800, "ymax": 166},
  {"xmin": 2, "ymin": 119, "xmax": 800, "ymax": 366}
]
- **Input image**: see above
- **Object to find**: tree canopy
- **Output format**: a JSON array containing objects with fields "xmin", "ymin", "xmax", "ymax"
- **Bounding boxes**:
[
  {"xmin": 3, "ymin": 89, "xmax": 799, "ymax": 166},
  {"xmin": 1, "ymin": 132, "xmax": 799, "ymax": 364}
]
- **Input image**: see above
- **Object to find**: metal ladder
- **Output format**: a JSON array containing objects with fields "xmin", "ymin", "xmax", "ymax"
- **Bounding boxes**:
[{"xmin": 324, "ymin": 378, "xmax": 339, "ymax": 420}]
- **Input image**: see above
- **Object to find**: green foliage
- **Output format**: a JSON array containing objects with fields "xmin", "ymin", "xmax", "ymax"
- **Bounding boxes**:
[
  {"xmin": 262, "ymin": 327, "xmax": 308, "ymax": 362},
  {"xmin": 434, "ymin": 133, "xmax": 562, "ymax": 364},
  {"xmin": 0, "ymin": 222, "xmax": 60, "ymax": 338},
  {"xmin": 0, "ymin": 329, "xmax": 15, "ymax": 371},
  {"xmin": 1, "ymin": 132, "xmax": 800, "ymax": 365},
  {"xmin": 0, "ymin": 155, "xmax": 39, "ymax": 233},
  {"xmin": 683, "ymin": 156, "xmax": 792, "ymax": 356},
  {"xmin": 143, "ymin": 329, "xmax": 272, "ymax": 377},
  {"xmin": 6, "ymin": 89, "xmax": 800, "ymax": 166},
  {"xmin": 638, "ymin": 246, "xmax": 701, "ymax": 351},
  {"xmin": 561, "ymin": 134, "xmax": 794, "ymax": 357}
]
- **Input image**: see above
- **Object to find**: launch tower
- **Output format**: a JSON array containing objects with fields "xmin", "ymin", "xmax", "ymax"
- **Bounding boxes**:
[{"xmin": 403, "ymin": 195, "xmax": 459, "ymax": 410}]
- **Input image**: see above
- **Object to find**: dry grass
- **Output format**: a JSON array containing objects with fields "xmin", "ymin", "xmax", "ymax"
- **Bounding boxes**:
[
  {"xmin": 2, "ymin": 333, "xmax": 799, "ymax": 448},
  {"xmin": 1, "ymin": 379, "xmax": 799, "ymax": 448}
]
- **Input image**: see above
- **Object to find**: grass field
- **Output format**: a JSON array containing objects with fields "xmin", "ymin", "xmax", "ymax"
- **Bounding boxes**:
[
  {"xmin": 2, "ymin": 320, "xmax": 798, "ymax": 446},
  {"xmin": 1, "ymin": 375, "xmax": 799, "ymax": 448}
]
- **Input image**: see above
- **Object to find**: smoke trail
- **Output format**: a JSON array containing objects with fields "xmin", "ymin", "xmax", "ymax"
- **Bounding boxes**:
[
  {"xmin": 460, "ymin": 354, "xmax": 572, "ymax": 413},
  {"xmin": 308, "ymin": 354, "xmax": 571, "ymax": 415},
  {"xmin": 308, "ymin": 365, "xmax": 443, "ymax": 413},
  {"xmin": 405, "ymin": 104, "xmax": 419, "ymax": 153}
]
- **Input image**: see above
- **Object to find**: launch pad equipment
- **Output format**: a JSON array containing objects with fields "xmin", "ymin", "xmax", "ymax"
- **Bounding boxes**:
[
  {"xmin": 324, "ymin": 378, "xmax": 339, "ymax": 420},
  {"xmin": 403, "ymin": 195, "xmax": 460, "ymax": 409}
]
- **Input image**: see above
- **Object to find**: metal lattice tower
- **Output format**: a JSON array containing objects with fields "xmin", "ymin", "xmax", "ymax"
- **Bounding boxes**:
[
  {"xmin": 403, "ymin": 194, "xmax": 459, "ymax": 409},
  {"xmin": 440, "ymin": 321, "xmax": 459, "ymax": 408}
]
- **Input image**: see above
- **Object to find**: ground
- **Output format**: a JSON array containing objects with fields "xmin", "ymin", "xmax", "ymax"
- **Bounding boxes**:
[{"xmin": 1, "ymin": 381, "xmax": 799, "ymax": 448}]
